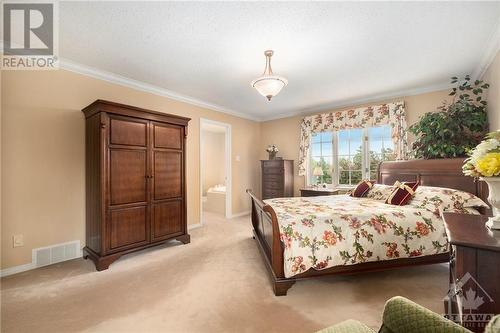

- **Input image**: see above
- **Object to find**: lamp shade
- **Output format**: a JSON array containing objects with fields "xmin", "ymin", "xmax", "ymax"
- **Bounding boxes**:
[
  {"xmin": 251, "ymin": 50, "xmax": 288, "ymax": 101},
  {"xmin": 313, "ymin": 166, "xmax": 324, "ymax": 176},
  {"xmin": 251, "ymin": 76, "xmax": 288, "ymax": 101}
]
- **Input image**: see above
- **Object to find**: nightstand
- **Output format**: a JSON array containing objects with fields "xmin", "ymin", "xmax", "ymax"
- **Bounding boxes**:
[
  {"xmin": 300, "ymin": 187, "xmax": 340, "ymax": 197},
  {"xmin": 443, "ymin": 213, "xmax": 500, "ymax": 333}
]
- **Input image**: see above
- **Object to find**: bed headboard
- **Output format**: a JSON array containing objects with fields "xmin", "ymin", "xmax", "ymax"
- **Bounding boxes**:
[{"xmin": 378, "ymin": 158, "xmax": 490, "ymax": 213}]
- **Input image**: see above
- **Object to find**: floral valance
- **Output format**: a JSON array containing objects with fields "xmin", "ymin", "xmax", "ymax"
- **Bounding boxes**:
[{"xmin": 298, "ymin": 101, "xmax": 408, "ymax": 176}]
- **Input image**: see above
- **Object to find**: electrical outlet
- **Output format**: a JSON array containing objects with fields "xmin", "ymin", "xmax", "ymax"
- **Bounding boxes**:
[{"xmin": 13, "ymin": 234, "xmax": 24, "ymax": 248}]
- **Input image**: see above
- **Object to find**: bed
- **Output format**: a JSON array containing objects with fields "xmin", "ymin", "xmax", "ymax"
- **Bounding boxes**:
[{"xmin": 247, "ymin": 158, "xmax": 490, "ymax": 296}]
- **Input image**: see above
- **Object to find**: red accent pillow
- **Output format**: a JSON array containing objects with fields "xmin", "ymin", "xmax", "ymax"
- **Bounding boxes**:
[
  {"xmin": 350, "ymin": 180, "xmax": 375, "ymax": 198},
  {"xmin": 385, "ymin": 181, "xmax": 420, "ymax": 205}
]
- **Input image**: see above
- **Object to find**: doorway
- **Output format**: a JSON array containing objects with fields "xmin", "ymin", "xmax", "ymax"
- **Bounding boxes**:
[{"xmin": 200, "ymin": 118, "xmax": 232, "ymax": 223}]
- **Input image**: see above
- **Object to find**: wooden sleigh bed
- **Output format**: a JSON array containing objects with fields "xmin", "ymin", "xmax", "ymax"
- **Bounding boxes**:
[{"xmin": 247, "ymin": 158, "xmax": 490, "ymax": 296}]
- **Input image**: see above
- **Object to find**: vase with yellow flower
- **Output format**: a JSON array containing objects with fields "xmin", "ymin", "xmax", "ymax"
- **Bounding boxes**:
[{"xmin": 463, "ymin": 130, "xmax": 500, "ymax": 229}]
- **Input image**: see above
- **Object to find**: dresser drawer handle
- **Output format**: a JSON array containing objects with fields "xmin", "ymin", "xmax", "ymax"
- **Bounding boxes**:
[
  {"xmin": 453, "ymin": 287, "xmax": 463, "ymax": 297},
  {"xmin": 449, "ymin": 252, "xmax": 455, "ymax": 266}
]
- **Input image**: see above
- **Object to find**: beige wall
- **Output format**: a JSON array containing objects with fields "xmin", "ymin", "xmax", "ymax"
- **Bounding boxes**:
[
  {"xmin": 202, "ymin": 131, "xmax": 225, "ymax": 194},
  {"xmin": 482, "ymin": 50, "xmax": 500, "ymax": 130},
  {"xmin": 259, "ymin": 90, "xmax": 453, "ymax": 196},
  {"xmin": 1, "ymin": 69, "xmax": 261, "ymax": 269},
  {"xmin": 4, "ymin": 62, "xmax": 495, "ymax": 271}
]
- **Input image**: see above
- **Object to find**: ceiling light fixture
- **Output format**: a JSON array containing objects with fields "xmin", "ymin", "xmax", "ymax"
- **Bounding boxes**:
[{"xmin": 251, "ymin": 50, "xmax": 288, "ymax": 101}]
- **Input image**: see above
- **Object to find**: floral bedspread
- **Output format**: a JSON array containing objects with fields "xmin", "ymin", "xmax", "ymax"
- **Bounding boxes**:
[{"xmin": 264, "ymin": 195, "xmax": 449, "ymax": 278}]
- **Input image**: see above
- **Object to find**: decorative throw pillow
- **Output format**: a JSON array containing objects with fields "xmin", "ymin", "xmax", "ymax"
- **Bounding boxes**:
[
  {"xmin": 385, "ymin": 181, "xmax": 419, "ymax": 205},
  {"xmin": 366, "ymin": 184, "xmax": 395, "ymax": 201},
  {"xmin": 350, "ymin": 180, "xmax": 375, "ymax": 197},
  {"xmin": 409, "ymin": 186, "xmax": 489, "ymax": 216}
]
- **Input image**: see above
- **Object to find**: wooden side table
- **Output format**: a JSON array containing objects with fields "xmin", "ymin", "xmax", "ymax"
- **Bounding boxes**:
[
  {"xmin": 443, "ymin": 213, "xmax": 500, "ymax": 333},
  {"xmin": 300, "ymin": 187, "xmax": 339, "ymax": 197}
]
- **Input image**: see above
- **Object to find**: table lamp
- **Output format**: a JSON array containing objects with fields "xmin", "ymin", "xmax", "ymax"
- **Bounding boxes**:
[{"xmin": 312, "ymin": 166, "xmax": 324, "ymax": 187}]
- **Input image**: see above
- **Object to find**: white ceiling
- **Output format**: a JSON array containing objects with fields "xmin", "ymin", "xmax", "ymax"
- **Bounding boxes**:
[{"xmin": 59, "ymin": 2, "xmax": 500, "ymax": 121}]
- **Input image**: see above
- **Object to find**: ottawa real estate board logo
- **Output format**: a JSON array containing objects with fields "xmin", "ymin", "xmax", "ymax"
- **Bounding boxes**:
[
  {"xmin": 2, "ymin": 1, "xmax": 59, "ymax": 70},
  {"xmin": 444, "ymin": 272, "xmax": 495, "ymax": 330}
]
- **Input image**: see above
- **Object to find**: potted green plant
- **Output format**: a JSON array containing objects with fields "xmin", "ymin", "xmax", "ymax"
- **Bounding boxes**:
[{"xmin": 408, "ymin": 75, "xmax": 489, "ymax": 159}]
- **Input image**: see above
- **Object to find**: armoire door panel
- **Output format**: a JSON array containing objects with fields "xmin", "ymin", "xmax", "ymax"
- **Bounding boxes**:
[
  {"xmin": 154, "ymin": 151, "xmax": 182, "ymax": 199},
  {"xmin": 152, "ymin": 200, "xmax": 183, "ymax": 241},
  {"xmin": 154, "ymin": 123, "xmax": 182, "ymax": 149},
  {"xmin": 110, "ymin": 149, "xmax": 147, "ymax": 205},
  {"xmin": 110, "ymin": 117, "xmax": 147, "ymax": 146},
  {"xmin": 109, "ymin": 206, "xmax": 148, "ymax": 250}
]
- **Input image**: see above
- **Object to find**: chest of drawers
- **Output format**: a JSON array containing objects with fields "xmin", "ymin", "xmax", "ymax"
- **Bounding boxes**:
[{"xmin": 261, "ymin": 160, "xmax": 294, "ymax": 199}]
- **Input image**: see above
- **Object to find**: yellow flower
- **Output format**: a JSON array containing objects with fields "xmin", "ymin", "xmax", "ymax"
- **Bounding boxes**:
[{"xmin": 476, "ymin": 152, "xmax": 500, "ymax": 177}]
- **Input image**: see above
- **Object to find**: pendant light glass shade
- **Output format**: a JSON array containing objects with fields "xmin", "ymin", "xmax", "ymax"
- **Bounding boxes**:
[{"xmin": 251, "ymin": 50, "xmax": 288, "ymax": 101}]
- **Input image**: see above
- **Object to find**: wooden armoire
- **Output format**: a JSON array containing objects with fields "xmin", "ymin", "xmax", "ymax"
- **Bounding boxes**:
[{"xmin": 82, "ymin": 100, "xmax": 190, "ymax": 271}]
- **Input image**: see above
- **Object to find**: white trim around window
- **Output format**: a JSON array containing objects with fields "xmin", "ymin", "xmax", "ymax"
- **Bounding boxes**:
[{"xmin": 307, "ymin": 125, "xmax": 395, "ymax": 188}]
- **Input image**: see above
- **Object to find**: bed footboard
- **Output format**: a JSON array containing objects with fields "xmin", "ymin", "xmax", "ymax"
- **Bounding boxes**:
[{"xmin": 246, "ymin": 189, "xmax": 295, "ymax": 295}]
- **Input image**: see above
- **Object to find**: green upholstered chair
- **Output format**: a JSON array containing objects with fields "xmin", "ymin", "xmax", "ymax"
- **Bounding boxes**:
[{"xmin": 316, "ymin": 296, "xmax": 500, "ymax": 333}]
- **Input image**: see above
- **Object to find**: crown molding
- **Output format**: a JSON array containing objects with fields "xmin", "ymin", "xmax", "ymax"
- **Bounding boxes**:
[
  {"xmin": 2, "ymin": 47, "xmax": 483, "ymax": 123},
  {"xmin": 473, "ymin": 15, "xmax": 500, "ymax": 80},
  {"xmin": 59, "ymin": 58, "xmax": 261, "ymax": 122},
  {"xmin": 58, "ymin": 58, "xmax": 456, "ymax": 122},
  {"xmin": 260, "ymin": 81, "xmax": 453, "ymax": 122}
]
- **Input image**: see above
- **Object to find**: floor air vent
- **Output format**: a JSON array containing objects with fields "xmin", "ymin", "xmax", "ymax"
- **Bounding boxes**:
[{"xmin": 33, "ymin": 240, "xmax": 81, "ymax": 268}]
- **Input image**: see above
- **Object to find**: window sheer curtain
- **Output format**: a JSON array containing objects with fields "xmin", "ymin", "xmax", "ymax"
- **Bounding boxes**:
[{"xmin": 298, "ymin": 101, "xmax": 408, "ymax": 176}]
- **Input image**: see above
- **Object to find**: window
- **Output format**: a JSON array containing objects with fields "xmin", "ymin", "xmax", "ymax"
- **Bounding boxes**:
[
  {"xmin": 309, "ymin": 125, "xmax": 395, "ymax": 187},
  {"xmin": 367, "ymin": 126, "xmax": 395, "ymax": 180},
  {"xmin": 338, "ymin": 128, "xmax": 363, "ymax": 186},
  {"xmin": 310, "ymin": 132, "xmax": 333, "ymax": 185}
]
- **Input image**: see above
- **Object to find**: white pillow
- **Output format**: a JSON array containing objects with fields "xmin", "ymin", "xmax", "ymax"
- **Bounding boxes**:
[
  {"xmin": 366, "ymin": 184, "xmax": 394, "ymax": 201},
  {"xmin": 409, "ymin": 186, "xmax": 488, "ymax": 216}
]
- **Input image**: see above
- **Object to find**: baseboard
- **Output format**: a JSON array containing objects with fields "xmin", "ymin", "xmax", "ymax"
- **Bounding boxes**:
[
  {"xmin": 229, "ymin": 211, "xmax": 250, "ymax": 218},
  {"xmin": 188, "ymin": 223, "xmax": 203, "ymax": 230},
  {"xmin": 0, "ymin": 262, "xmax": 36, "ymax": 278}
]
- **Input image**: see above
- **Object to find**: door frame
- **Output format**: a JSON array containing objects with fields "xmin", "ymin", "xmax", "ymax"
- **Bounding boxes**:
[{"xmin": 199, "ymin": 118, "xmax": 232, "ymax": 223}]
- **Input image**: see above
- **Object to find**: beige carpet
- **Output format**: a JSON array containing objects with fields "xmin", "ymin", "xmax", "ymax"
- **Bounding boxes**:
[{"xmin": 1, "ymin": 212, "xmax": 449, "ymax": 333}]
